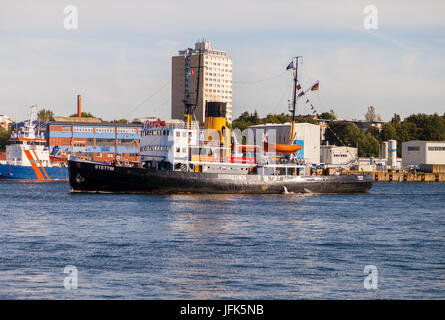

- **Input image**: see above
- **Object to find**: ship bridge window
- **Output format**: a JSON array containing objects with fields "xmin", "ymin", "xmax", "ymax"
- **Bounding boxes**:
[{"xmin": 176, "ymin": 132, "xmax": 180, "ymax": 137}]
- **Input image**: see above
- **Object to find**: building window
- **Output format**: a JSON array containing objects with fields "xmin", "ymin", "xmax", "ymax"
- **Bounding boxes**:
[
  {"xmin": 73, "ymin": 126, "xmax": 94, "ymax": 133},
  {"xmin": 428, "ymin": 146, "xmax": 445, "ymax": 151},
  {"xmin": 96, "ymin": 127, "xmax": 115, "ymax": 133},
  {"xmin": 407, "ymin": 146, "xmax": 420, "ymax": 151}
]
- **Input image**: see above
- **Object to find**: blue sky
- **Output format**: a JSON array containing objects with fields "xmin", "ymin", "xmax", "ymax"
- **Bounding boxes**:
[{"xmin": 0, "ymin": 0, "xmax": 444, "ymax": 122}]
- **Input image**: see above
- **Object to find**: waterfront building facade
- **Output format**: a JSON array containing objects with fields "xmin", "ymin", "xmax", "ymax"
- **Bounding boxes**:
[
  {"xmin": 46, "ymin": 117, "xmax": 141, "ymax": 163},
  {"xmin": 171, "ymin": 40, "xmax": 233, "ymax": 125},
  {"xmin": 320, "ymin": 145, "xmax": 357, "ymax": 166},
  {"xmin": 402, "ymin": 140, "xmax": 445, "ymax": 169},
  {"xmin": 248, "ymin": 122, "xmax": 321, "ymax": 164}
]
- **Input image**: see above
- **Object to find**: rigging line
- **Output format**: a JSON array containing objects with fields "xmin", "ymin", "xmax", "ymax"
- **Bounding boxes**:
[
  {"xmin": 146, "ymin": 98, "xmax": 170, "ymax": 118},
  {"xmin": 315, "ymin": 92, "xmax": 328, "ymax": 113},
  {"xmin": 233, "ymin": 70, "xmax": 288, "ymax": 84},
  {"xmin": 122, "ymin": 80, "xmax": 170, "ymax": 119},
  {"xmin": 272, "ymin": 79, "xmax": 293, "ymax": 114},
  {"xmin": 323, "ymin": 121, "xmax": 357, "ymax": 160}
]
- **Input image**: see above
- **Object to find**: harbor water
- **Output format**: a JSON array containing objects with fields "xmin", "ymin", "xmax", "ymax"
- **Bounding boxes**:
[{"xmin": 0, "ymin": 181, "xmax": 443, "ymax": 299}]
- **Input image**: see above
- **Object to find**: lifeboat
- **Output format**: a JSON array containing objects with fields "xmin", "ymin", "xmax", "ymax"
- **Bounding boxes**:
[
  {"xmin": 49, "ymin": 154, "xmax": 68, "ymax": 162},
  {"xmin": 264, "ymin": 141, "xmax": 302, "ymax": 153},
  {"xmin": 231, "ymin": 142, "xmax": 301, "ymax": 153}
]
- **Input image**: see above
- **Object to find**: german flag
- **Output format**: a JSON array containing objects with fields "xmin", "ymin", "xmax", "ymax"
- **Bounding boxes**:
[{"xmin": 311, "ymin": 82, "xmax": 319, "ymax": 91}]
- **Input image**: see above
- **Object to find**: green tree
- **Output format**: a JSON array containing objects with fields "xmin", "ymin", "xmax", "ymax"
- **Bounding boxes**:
[
  {"xmin": 380, "ymin": 122, "xmax": 397, "ymax": 141},
  {"xmin": 365, "ymin": 126, "xmax": 381, "ymax": 141},
  {"xmin": 365, "ymin": 106, "xmax": 377, "ymax": 122},
  {"xmin": 318, "ymin": 112, "xmax": 336, "ymax": 120},
  {"xmin": 232, "ymin": 110, "xmax": 262, "ymax": 131},
  {"xmin": 391, "ymin": 113, "xmax": 401, "ymax": 125},
  {"xmin": 37, "ymin": 109, "xmax": 54, "ymax": 122},
  {"xmin": 294, "ymin": 117, "xmax": 318, "ymax": 125},
  {"xmin": 364, "ymin": 106, "xmax": 382, "ymax": 122},
  {"xmin": 0, "ymin": 126, "xmax": 12, "ymax": 151},
  {"xmin": 69, "ymin": 112, "xmax": 96, "ymax": 118},
  {"xmin": 263, "ymin": 113, "xmax": 290, "ymax": 124},
  {"xmin": 358, "ymin": 133, "xmax": 379, "ymax": 157},
  {"xmin": 325, "ymin": 121, "xmax": 363, "ymax": 147},
  {"xmin": 404, "ymin": 113, "xmax": 445, "ymax": 141}
]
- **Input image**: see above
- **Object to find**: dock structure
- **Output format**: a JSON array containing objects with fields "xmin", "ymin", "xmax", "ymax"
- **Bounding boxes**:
[{"xmin": 344, "ymin": 171, "xmax": 445, "ymax": 182}]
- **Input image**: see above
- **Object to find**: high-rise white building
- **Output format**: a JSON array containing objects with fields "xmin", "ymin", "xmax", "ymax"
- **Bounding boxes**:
[{"xmin": 171, "ymin": 40, "xmax": 233, "ymax": 124}]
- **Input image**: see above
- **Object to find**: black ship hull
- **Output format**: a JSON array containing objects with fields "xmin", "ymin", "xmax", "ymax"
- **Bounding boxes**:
[{"xmin": 68, "ymin": 159, "xmax": 373, "ymax": 194}]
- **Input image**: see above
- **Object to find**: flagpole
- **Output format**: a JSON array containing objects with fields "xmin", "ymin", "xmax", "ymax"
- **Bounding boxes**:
[{"xmin": 289, "ymin": 56, "xmax": 302, "ymax": 144}]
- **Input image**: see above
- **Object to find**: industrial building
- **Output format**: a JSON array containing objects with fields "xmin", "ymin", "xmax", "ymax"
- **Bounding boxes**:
[
  {"xmin": 46, "ymin": 119, "xmax": 141, "ymax": 163},
  {"xmin": 402, "ymin": 140, "xmax": 445, "ymax": 171},
  {"xmin": 319, "ymin": 139, "xmax": 404, "ymax": 171},
  {"xmin": 248, "ymin": 122, "xmax": 320, "ymax": 164},
  {"xmin": 352, "ymin": 140, "xmax": 401, "ymax": 171},
  {"xmin": 171, "ymin": 40, "xmax": 233, "ymax": 124},
  {"xmin": 45, "ymin": 95, "xmax": 142, "ymax": 163},
  {"xmin": 320, "ymin": 145, "xmax": 357, "ymax": 167}
]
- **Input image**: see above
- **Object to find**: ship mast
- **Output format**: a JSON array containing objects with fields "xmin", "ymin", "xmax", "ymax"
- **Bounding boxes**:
[
  {"xmin": 183, "ymin": 48, "xmax": 193, "ymax": 130},
  {"xmin": 25, "ymin": 105, "xmax": 38, "ymax": 140},
  {"xmin": 289, "ymin": 56, "xmax": 302, "ymax": 144},
  {"xmin": 183, "ymin": 46, "xmax": 203, "ymax": 170},
  {"xmin": 183, "ymin": 47, "xmax": 202, "ymax": 130}
]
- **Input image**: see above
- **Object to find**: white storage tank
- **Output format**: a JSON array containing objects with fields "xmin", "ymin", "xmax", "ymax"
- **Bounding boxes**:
[
  {"xmin": 380, "ymin": 141, "xmax": 388, "ymax": 159},
  {"xmin": 388, "ymin": 139, "xmax": 397, "ymax": 169}
]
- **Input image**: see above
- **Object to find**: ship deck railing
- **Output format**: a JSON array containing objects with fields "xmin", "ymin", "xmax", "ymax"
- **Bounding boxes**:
[
  {"xmin": 10, "ymin": 132, "xmax": 46, "ymax": 140},
  {"xmin": 0, "ymin": 160, "xmax": 24, "ymax": 166},
  {"xmin": 188, "ymin": 160, "xmax": 307, "ymax": 170}
]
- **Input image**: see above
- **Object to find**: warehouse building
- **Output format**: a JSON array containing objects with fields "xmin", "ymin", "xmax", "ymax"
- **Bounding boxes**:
[
  {"xmin": 402, "ymin": 140, "xmax": 445, "ymax": 172},
  {"xmin": 46, "ymin": 117, "xmax": 141, "ymax": 163},
  {"xmin": 320, "ymin": 145, "xmax": 357, "ymax": 167},
  {"xmin": 247, "ymin": 122, "xmax": 320, "ymax": 164}
]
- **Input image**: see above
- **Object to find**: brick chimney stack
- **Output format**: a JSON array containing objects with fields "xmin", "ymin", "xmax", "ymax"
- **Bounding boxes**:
[{"xmin": 77, "ymin": 95, "xmax": 81, "ymax": 119}]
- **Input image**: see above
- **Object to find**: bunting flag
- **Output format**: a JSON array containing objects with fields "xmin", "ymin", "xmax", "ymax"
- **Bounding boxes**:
[
  {"xmin": 296, "ymin": 83, "xmax": 302, "ymax": 90},
  {"xmin": 311, "ymin": 82, "xmax": 319, "ymax": 91},
  {"xmin": 305, "ymin": 99, "xmax": 310, "ymax": 104},
  {"xmin": 297, "ymin": 91, "xmax": 305, "ymax": 97},
  {"xmin": 286, "ymin": 61, "xmax": 294, "ymax": 70}
]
